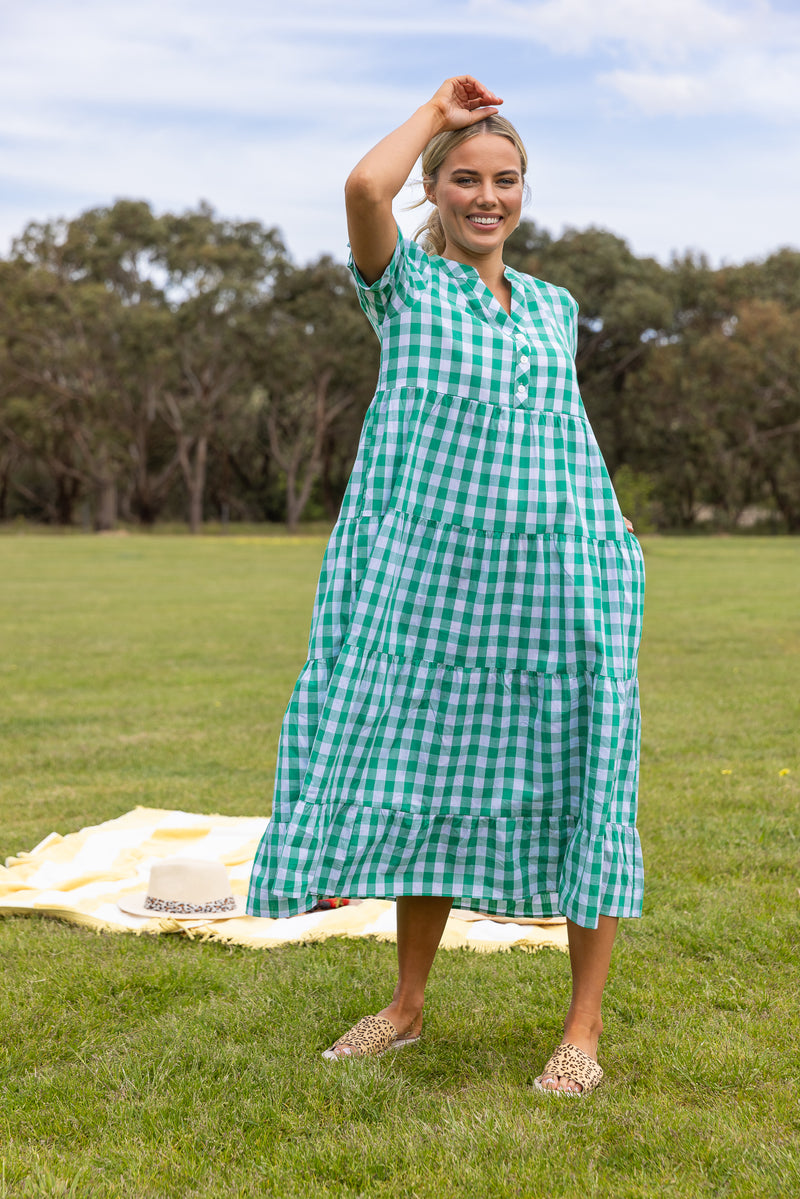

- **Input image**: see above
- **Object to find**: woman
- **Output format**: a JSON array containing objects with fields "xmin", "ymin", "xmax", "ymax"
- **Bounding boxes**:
[{"xmin": 247, "ymin": 76, "xmax": 645, "ymax": 1096}]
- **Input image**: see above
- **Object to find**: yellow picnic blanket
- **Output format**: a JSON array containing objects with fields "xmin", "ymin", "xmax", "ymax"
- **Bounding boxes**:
[{"xmin": 0, "ymin": 807, "xmax": 568, "ymax": 953}]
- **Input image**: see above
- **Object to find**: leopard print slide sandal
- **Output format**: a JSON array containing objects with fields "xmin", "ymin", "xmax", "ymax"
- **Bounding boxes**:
[
  {"xmin": 533, "ymin": 1043, "xmax": 604, "ymax": 1097},
  {"xmin": 322, "ymin": 1014, "xmax": 421, "ymax": 1060}
]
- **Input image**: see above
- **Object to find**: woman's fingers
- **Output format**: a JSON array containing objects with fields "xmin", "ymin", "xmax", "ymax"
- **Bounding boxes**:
[
  {"xmin": 463, "ymin": 106, "xmax": 499, "ymax": 125},
  {"xmin": 429, "ymin": 76, "xmax": 504, "ymax": 130},
  {"xmin": 454, "ymin": 75, "xmax": 503, "ymax": 107}
]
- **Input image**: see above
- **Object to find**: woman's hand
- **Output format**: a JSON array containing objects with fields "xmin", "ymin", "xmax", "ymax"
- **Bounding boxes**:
[
  {"xmin": 345, "ymin": 76, "xmax": 502, "ymax": 285},
  {"xmin": 624, "ymin": 517, "xmax": 635, "ymax": 534},
  {"xmin": 429, "ymin": 76, "xmax": 503, "ymax": 131}
]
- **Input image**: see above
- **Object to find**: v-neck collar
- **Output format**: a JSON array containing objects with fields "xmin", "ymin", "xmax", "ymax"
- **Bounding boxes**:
[{"xmin": 436, "ymin": 256, "xmax": 524, "ymax": 330}]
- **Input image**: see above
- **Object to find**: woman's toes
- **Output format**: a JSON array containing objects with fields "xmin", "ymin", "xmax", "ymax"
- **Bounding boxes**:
[
  {"xmin": 539, "ymin": 1072, "xmax": 583, "ymax": 1093},
  {"xmin": 328, "ymin": 1043, "xmax": 357, "ymax": 1058}
]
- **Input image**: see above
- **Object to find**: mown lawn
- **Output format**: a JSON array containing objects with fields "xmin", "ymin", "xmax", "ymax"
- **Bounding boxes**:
[{"xmin": 1, "ymin": 533, "xmax": 798, "ymax": 1198}]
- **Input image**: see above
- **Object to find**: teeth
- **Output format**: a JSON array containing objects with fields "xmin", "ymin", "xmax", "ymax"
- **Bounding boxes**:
[{"xmin": 470, "ymin": 216, "xmax": 500, "ymax": 225}]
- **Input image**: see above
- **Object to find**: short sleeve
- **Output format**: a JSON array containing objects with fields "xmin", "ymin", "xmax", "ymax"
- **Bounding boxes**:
[
  {"xmin": 347, "ymin": 226, "xmax": 426, "ymax": 334},
  {"xmin": 567, "ymin": 294, "xmax": 579, "ymax": 359},
  {"xmin": 548, "ymin": 285, "xmax": 580, "ymax": 359}
]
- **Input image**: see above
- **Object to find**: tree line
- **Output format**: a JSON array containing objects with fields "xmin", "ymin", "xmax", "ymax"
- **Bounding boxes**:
[{"xmin": 1, "ymin": 200, "xmax": 798, "ymax": 532}]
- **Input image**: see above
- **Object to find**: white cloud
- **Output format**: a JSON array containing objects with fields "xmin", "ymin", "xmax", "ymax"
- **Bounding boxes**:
[
  {"xmin": 603, "ymin": 48, "xmax": 800, "ymax": 117},
  {"xmin": 471, "ymin": 0, "xmax": 747, "ymax": 59},
  {"xmin": 4, "ymin": 1, "xmax": 799, "ymax": 127},
  {"xmin": 1, "ymin": 3, "xmax": 363, "ymax": 119},
  {"xmin": 467, "ymin": 0, "xmax": 800, "ymax": 118}
]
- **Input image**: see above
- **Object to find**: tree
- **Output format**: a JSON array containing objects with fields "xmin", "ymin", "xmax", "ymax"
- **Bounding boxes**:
[
  {"xmin": 3, "ymin": 201, "xmax": 287, "ymax": 531},
  {"xmin": 721, "ymin": 248, "xmax": 800, "ymax": 314},
  {"xmin": 158, "ymin": 205, "xmax": 285, "ymax": 531},
  {"xmin": 725, "ymin": 300, "xmax": 800, "ymax": 530},
  {"xmin": 637, "ymin": 298, "xmax": 800, "ymax": 530},
  {"xmin": 247, "ymin": 257, "xmax": 378, "ymax": 531},
  {"xmin": 0, "ymin": 256, "xmax": 129, "ymax": 528}
]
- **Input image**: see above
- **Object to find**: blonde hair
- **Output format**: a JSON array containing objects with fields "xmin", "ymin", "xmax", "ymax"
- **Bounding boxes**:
[{"xmin": 411, "ymin": 116, "xmax": 528, "ymax": 257}]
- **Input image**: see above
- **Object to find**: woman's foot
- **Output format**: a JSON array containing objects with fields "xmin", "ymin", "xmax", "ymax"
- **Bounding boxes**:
[
  {"xmin": 324, "ymin": 1001, "xmax": 423, "ymax": 1060},
  {"xmin": 536, "ymin": 1015, "xmax": 602, "ymax": 1094}
]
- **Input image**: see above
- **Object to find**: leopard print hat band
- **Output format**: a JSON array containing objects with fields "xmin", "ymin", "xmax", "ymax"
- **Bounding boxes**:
[{"xmin": 143, "ymin": 894, "xmax": 238, "ymax": 915}]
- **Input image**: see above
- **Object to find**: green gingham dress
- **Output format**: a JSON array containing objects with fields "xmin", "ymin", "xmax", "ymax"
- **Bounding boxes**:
[{"xmin": 247, "ymin": 229, "xmax": 645, "ymax": 929}]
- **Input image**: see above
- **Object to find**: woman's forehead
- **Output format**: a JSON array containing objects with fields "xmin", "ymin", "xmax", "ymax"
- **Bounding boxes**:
[{"xmin": 442, "ymin": 135, "xmax": 522, "ymax": 173}]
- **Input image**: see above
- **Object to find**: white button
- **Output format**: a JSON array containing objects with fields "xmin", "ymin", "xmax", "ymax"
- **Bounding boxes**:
[
  {"xmin": 516, "ymin": 384, "xmax": 526, "ymax": 396},
  {"xmin": 520, "ymin": 356, "xmax": 530, "ymax": 367}
]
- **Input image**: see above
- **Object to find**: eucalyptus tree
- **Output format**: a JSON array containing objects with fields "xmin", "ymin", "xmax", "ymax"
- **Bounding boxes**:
[
  {"xmin": 246, "ymin": 255, "xmax": 378, "ymax": 531},
  {"xmin": 0, "ymin": 251, "xmax": 127, "ymax": 528},
  {"xmin": 2, "ymin": 203, "xmax": 174, "ymax": 527},
  {"xmin": 2, "ymin": 200, "xmax": 286, "ymax": 529},
  {"xmin": 50, "ymin": 199, "xmax": 287, "ymax": 529},
  {"xmin": 53, "ymin": 201, "xmax": 180, "ymax": 524},
  {"xmin": 156, "ymin": 204, "xmax": 286, "ymax": 530}
]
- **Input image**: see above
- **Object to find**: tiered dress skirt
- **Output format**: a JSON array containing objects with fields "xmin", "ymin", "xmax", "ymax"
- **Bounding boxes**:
[{"xmin": 247, "ymin": 231, "xmax": 645, "ymax": 928}]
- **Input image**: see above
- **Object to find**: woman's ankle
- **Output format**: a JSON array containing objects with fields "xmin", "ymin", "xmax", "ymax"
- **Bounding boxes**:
[
  {"xmin": 380, "ymin": 997, "xmax": 424, "ymax": 1036},
  {"xmin": 562, "ymin": 1006, "xmax": 603, "ymax": 1054}
]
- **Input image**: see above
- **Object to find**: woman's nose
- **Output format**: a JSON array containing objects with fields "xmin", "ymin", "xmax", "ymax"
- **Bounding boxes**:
[{"xmin": 476, "ymin": 181, "xmax": 497, "ymax": 206}]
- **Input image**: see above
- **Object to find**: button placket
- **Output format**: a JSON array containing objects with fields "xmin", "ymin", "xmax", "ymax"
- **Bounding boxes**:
[{"xmin": 514, "ymin": 332, "xmax": 531, "ymax": 401}]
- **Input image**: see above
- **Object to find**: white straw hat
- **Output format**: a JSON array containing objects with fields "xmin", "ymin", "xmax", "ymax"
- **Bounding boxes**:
[{"xmin": 117, "ymin": 857, "xmax": 247, "ymax": 920}]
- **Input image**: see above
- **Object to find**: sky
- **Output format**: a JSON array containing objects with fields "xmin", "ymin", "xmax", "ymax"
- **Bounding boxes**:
[{"xmin": 1, "ymin": 0, "xmax": 798, "ymax": 269}]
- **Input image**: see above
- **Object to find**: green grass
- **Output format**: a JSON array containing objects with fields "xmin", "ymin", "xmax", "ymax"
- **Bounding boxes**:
[{"xmin": 1, "ymin": 534, "xmax": 798, "ymax": 1198}]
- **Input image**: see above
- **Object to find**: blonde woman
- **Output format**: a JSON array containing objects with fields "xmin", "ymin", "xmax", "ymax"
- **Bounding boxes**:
[{"xmin": 247, "ymin": 76, "xmax": 645, "ymax": 1096}]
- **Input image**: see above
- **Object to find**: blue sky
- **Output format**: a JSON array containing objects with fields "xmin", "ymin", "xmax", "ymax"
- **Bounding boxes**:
[{"xmin": 2, "ymin": 0, "xmax": 798, "ymax": 267}]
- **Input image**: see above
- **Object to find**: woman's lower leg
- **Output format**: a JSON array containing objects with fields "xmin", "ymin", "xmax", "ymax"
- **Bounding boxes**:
[
  {"xmin": 330, "ymin": 895, "xmax": 453, "ymax": 1055},
  {"xmin": 378, "ymin": 895, "xmax": 454, "ymax": 1035},
  {"xmin": 540, "ymin": 914, "xmax": 619, "ymax": 1092}
]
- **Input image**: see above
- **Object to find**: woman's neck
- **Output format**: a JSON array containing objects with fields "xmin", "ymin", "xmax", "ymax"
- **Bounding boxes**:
[
  {"xmin": 442, "ymin": 241, "xmax": 504, "ymax": 276},
  {"xmin": 441, "ymin": 243, "xmax": 510, "ymax": 312}
]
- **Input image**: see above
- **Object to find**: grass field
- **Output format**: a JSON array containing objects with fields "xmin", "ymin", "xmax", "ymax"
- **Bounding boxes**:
[{"xmin": 1, "ymin": 534, "xmax": 798, "ymax": 1198}]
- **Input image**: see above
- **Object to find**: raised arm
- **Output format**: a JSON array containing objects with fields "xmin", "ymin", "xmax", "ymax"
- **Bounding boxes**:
[{"xmin": 345, "ymin": 76, "xmax": 503, "ymax": 285}]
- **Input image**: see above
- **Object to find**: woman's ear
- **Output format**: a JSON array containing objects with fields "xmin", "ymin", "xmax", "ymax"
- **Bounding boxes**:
[{"xmin": 424, "ymin": 182, "xmax": 437, "ymax": 206}]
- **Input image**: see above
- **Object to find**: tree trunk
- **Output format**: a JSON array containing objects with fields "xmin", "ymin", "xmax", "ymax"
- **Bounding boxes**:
[
  {"xmin": 0, "ymin": 445, "xmax": 14, "ymax": 521},
  {"xmin": 95, "ymin": 476, "xmax": 118, "ymax": 531},
  {"xmin": 284, "ymin": 444, "xmax": 323, "ymax": 533},
  {"xmin": 92, "ymin": 443, "xmax": 118, "ymax": 531},
  {"xmin": 765, "ymin": 468, "xmax": 800, "ymax": 532},
  {"xmin": 187, "ymin": 434, "xmax": 208, "ymax": 533},
  {"xmin": 319, "ymin": 432, "xmax": 343, "ymax": 520},
  {"xmin": 163, "ymin": 391, "xmax": 210, "ymax": 534},
  {"xmin": 285, "ymin": 463, "xmax": 301, "ymax": 533},
  {"xmin": 56, "ymin": 473, "xmax": 80, "ymax": 526},
  {"xmin": 130, "ymin": 452, "xmax": 180, "ymax": 527}
]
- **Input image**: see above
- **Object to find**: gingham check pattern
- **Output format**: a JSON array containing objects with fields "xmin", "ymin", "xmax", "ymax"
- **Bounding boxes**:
[{"xmin": 248, "ymin": 231, "xmax": 645, "ymax": 928}]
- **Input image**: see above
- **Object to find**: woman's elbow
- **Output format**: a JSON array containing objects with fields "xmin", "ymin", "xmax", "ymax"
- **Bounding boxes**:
[{"xmin": 345, "ymin": 167, "xmax": 385, "ymax": 207}]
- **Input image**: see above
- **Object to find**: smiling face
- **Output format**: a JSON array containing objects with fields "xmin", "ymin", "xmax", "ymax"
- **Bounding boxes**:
[{"xmin": 424, "ymin": 133, "xmax": 524, "ymax": 268}]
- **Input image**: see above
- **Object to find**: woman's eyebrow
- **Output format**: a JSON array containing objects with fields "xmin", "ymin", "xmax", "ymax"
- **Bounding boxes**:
[{"xmin": 448, "ymin": 167, "xmax": 521, "ymax": 177}]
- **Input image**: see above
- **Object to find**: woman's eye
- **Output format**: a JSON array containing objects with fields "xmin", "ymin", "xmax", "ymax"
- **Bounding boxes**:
[{"xmin": 455, "ymin": 177, "xmax": 474, "ymax": 186}]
